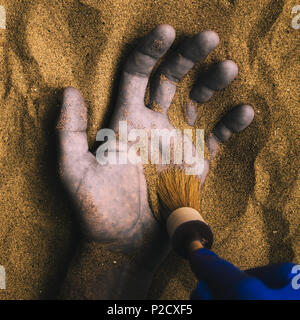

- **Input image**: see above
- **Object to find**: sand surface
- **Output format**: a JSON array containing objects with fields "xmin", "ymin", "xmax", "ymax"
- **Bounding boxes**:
[{"xmin": 0, "ymin": 0, "xmax": 299, "ymax": 299}]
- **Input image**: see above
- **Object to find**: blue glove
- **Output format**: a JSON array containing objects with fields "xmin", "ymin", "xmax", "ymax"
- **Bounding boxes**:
[{"xmin": 189, "ymin": 248, "xmax": 300, "ymax": 300}]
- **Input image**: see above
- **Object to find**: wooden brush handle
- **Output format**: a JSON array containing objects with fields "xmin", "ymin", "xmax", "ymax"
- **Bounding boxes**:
[
  {"xmin": 166, "ymin": 207, "xmax": 213, "ymax": 259},
  {"xmin": 189, "ymin": 240, "xmax": 204, "ymax": 254}
]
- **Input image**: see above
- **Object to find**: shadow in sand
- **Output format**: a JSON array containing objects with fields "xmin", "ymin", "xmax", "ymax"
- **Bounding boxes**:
[{"xmin": 38, "ymin": 88, "xmax": 82, "ymax": 299}]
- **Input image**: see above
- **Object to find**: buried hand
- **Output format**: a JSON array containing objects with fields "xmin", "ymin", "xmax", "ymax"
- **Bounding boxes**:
[{"xmin": 57, "ymin": 24, "xmax": 254, "ymax": 298}]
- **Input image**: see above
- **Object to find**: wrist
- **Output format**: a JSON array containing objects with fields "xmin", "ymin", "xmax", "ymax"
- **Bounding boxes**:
[
  {"xmin": 60, "ymin": 241, "xmax": 157, "ymax": 300},
  {"xmin": 116, "ymin": 261, "xmax": 156, "ymax": 299}
]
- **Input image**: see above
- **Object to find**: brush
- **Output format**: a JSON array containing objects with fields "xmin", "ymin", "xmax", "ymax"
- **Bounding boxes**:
[{"xmin": 157, "ymin": 168, "xmax": 213, "ymax": 259}]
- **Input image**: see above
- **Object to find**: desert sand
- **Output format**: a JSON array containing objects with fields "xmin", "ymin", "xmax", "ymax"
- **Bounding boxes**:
[{"xmin": 0, "ymin": 0, "xmax": 299, "ymax": 299}]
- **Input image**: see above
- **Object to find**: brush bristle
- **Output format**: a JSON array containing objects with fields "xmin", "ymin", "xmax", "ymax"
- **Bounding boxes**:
[{"xmin": 157, "ymin": 168, "xmax": 202, "ymax": 220}]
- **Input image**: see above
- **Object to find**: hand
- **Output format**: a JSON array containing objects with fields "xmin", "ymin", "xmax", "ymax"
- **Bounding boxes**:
[
  {"xmin": 190, "ymin": 249, "xmax": 300, "ymax": 300},
  {"xmin": 57, "ymin": 24, "xmax": 254, "ymax": 298}
]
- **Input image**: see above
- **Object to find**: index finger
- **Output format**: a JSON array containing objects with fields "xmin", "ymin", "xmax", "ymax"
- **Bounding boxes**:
[{"xmin": 117, "ymin": 24, "xmax": 176, "ymax": 107}]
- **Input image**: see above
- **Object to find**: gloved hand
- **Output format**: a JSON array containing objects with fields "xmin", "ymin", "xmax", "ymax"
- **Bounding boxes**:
[{"xmin": 190, "ymin": 248, "xmax": 300, "ymax": 300}]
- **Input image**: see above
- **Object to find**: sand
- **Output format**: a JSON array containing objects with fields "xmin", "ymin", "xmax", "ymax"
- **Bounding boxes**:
[{"xmin": 0, "ymin": 0, "xmax": 299, "ymax": 299}]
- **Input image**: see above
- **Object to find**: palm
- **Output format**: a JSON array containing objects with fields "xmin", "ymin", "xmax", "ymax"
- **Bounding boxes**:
[{"xmin": 57, "ymin": 25, "xmax": 254, "ymax": 270}]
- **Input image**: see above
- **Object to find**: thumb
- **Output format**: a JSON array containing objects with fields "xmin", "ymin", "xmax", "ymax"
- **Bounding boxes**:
[{"xmin": 57, "ymin": 87, "xmax": 95, "ymax": 193}]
